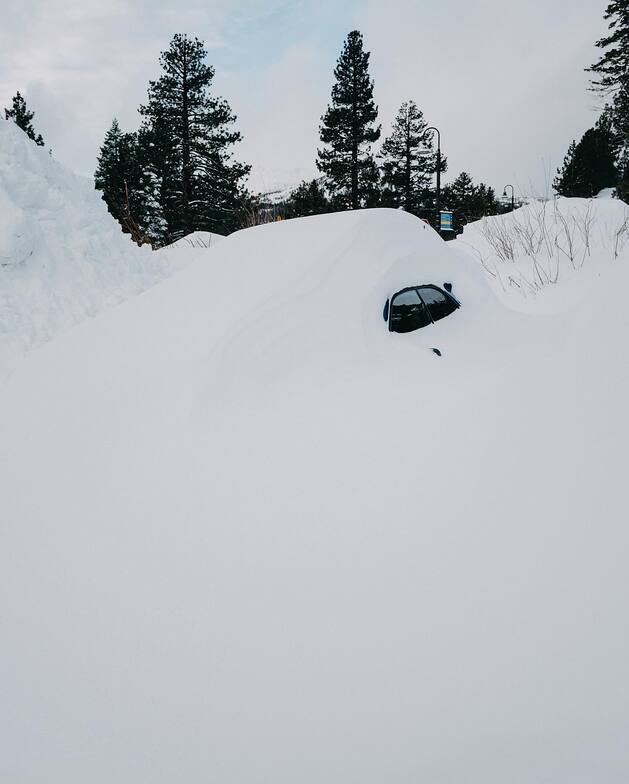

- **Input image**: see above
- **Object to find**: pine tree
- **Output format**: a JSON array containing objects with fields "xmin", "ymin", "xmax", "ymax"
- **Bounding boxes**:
[
  {"xmin": 554, "ymin": 115, "xmax": 618, "ymax": 197},
  {"xmin": 589, "ymin": 2, "xmax": 629, "ymax": 177},
  {"xmin": 474, "ymin": 184, "xmax": 500, "ymax": 216},
  {"xmin": 95, "ymin": 119, "xmax": 145, "ymax": 241},
  {"xmin": 139, "ymin": 34, "xmax": 250, "ymax": 239},
  {"xmin": 134, "ymin": 123, "xmax": 170, "ymax": 245},
  {"xmin": 589, "ymin": 1, "xmax": 629, "ymax": 96},
  {"xmin": 285, "ymin": 179, "xmax": 331, "ymax": 218},
  {"xmin": 4, "ymin": 91, "xmax": 44, "ymax": 146},
  {"xmin": 442, "ymin": 172, "xmax": 499, "ymax": 234},
  {"xmin": 317, "ymin": 30, "xmax": 381, "ymax": 210},
  {"xmin": 553, "ymin": 141, "xmax": 582, "ymax": 196},
  {"xmin": 379, "ymin": 100, "xmax": 445, "ymax": 214}
]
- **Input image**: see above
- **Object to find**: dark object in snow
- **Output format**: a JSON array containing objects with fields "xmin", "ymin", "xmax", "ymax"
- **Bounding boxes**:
[
  {"xmin": 432, "ymin": 348, "xmax": 442, "ymax": 356},
  {"xmin": 387, "ymin": 285, "xmax": 459, "ymax": 334}
]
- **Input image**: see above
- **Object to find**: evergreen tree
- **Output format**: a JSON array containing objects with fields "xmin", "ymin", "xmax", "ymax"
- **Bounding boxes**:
[
  {"xmin": 443, "ymin": 172, "xmax": 474, "ymax": 226},
  {"xmin": 612, "ymin": 93, "xmax": 629, "ymax": 197},
  {"xmin": 285, "ymin": 179, "xmax": 331, "ymax": 218},
  {"xmin": 474, "ymin": 183, "xmax": 500, "ymax": 216},
  {"xmin": 589, "ymin": 1, "xmax": 629, "ymax": 96},
  {"xmin": 317, "ymin": 30, "xmax": 381, "ymax": 210},
  {"xmin": 553, "ymin": 140, "xmax": 582, "ymax": 196},
  {"xmin": 554, "ymin": 115, "xmax": 618, "ymax": 197},
  {"xmin": 94, "ymin": 119, "xmax": 145, "ymax": 241},
  {"xmin": 134, "ymin": 118, "xmax": 173, "ymax": 245},
  {"xmin": 589, "ymin": 2, "xmax": 629, "ymax": 180},
  {"xmin": 139, "ymin": 34, "xmax": 250, "ymax": 239},
  {"xmin": 4, "ymin": 91, "xmax": 44, "ymax": 146},
  {"xmin": 442, "ymin": 172, "xmax": 499, "ymax": 234},
  {"xmin": 379, "ymin": 100, "xmax": 446, "ymax": 214}
]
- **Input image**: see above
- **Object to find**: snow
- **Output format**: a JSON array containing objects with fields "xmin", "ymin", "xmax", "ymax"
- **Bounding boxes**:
[
  {"xmin": 0, "ymin": 118, "xmax": 194, "ymax": 379},
  {"xmin": 1, "ymin": 200, "xmax": 629, "ymax": 782},
  {"xmin": 166, "ymin": 230, "xmax": 224, "ymax": 249},
  {"xmin": 455, "ymin": 196, "xmax": 629, "ymax": 312}
]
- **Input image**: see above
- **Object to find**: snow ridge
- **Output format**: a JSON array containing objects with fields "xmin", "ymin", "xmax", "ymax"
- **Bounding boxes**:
[{"xmin": 0, "ymin": 118, "xmax": 191, "ymax": 377}]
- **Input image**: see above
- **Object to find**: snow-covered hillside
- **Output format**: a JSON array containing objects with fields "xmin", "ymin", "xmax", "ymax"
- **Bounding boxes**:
[
  {"xmin": 0, "ymin": 119, "xmax": 192, "ymax": 377},
  {"xmin": 1, "ymin": 206, "xmax": 629, "ymax": 783}
]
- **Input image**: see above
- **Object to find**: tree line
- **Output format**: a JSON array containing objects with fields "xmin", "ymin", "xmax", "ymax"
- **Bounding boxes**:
[
  {"xmin": 252, "ymin": 30, "xmax": 503, "ymax": 235},
  {"xmin": 9, "ymin": 6, "xmax": 629, "ymax": 244},
  {"xmin": 4, "ymin": 30, "xmax": 511, "ymax": 247},
  {"xmin": 555, "ymin": 0, "xmax": 629, "ymax": 199}
]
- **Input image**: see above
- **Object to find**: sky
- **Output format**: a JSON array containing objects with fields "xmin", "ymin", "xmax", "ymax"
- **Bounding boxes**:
[{"xmin": 0, "ymin": 0, "xmax": 610, "ymax": 197}]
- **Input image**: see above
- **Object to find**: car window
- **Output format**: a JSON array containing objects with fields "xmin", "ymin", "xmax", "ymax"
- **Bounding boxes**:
[
  {"xmin": 389, "ymin": 288, "xmax": 432, "ymax": 333},
  {"xmin": 417, "ymin": 286, "xmax": 459, "ymax": 322}
]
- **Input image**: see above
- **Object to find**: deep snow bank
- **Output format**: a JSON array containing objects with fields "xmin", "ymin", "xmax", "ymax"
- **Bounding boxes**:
[
  {"xmin": 0, "ymin": 118, "xmax": 191, "ymax": 377},
  {"xmin": 1, "ymin": 208, "xmax": 629, "ymax": 783},
  {"xmin": 455, "ymin": 196, "xmax": 629, "ymax": 311}
]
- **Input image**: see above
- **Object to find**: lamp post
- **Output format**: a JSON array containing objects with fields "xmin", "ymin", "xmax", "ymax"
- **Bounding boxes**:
[
  {"xmin": 503, "ymin": 184, "xmax": 515, "ymax": 212},
  {"xmin": 427, "ymin": 126, "xmax": 441, "ymax": 232}
]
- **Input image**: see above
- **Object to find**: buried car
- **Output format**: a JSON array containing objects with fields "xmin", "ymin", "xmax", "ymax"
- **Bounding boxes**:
[{"xmin": 211, "ymin": 208, "xmax": 497, "ymax": 385}]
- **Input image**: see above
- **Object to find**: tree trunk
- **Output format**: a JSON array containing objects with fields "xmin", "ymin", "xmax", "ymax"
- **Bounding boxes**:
[
  {"xmin": 405, "ymin": 119, "xmax": 411, "ymax": 210},
  {"xmin": 181, "ymin": 44, "xmax": 191, "ymax": 234},
  {"xmin": 351, "ymin": 54, "xmax": 358, "ymax": 210}
]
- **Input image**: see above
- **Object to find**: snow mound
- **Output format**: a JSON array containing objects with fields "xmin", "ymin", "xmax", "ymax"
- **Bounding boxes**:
[
  {"xmin": 455, "ymin": 196, "xmax": 629, "ymax": 311},
  {"xmin": 2, "ymin": 208, "xmax": 629, "ymax": 782},
  {"xmin": 596, "ymin": 186, "xmax": 616, "ymax": 199},
  {"xmin": 166, "ymin": 230, "xmax": 224, "ymax": 249},
  {"xmin": 202, "ymin": 209, "xmax": 495, "ymax": 389},
  {"xmin": 0, "ymin": 118, "xmax": 191, "ymax": 378}
]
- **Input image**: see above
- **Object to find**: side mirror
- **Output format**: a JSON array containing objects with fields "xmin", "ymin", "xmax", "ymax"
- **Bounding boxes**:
[
  {"xmin": 443, "ymin": 282, "xmax": 452, "ymax": 293},
  {"xmin": 383, "ymin": 299, "xmax": 390, "ymax": 322}
]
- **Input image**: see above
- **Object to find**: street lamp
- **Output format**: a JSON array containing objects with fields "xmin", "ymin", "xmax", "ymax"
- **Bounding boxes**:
[
  {"xmin": 426, "ymin": 126, "xmax": 441, "ymax": 231},
  {"xmin": 503, "ymin": 184, "xmax": 515, "ymax": 212}
]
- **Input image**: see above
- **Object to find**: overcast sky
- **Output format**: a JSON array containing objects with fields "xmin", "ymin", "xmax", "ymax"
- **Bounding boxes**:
[{"xmin": 0, "ymin": 0, "xmax": 609, "ymax": 196}]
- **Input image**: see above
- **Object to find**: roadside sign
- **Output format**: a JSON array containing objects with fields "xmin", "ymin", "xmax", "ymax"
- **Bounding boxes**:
[{"xmin": 440, "ymin": 211, "xmax": 454, "ymax": 231}]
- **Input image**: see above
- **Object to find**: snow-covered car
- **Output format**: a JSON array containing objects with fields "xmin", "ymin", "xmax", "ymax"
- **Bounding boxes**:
[{"xmin": 209, "ymin": 208, "xmax": 496, "ymax": 384}]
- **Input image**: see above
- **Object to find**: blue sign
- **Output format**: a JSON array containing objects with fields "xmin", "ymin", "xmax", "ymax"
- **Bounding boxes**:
[{"xmin": 440, "ymin": 211, "xmax": 454, "ymax": 231}]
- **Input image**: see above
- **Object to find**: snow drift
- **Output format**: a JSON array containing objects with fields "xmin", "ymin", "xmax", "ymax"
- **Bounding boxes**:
[
  {"xmin": 456, "ymin": 196, "xmax": 629, "ymax": 311},
  {"xmin": 0, "ymin": 118, "xmax": 191, "ymax": 377},
  {"xmin": 1, "ymin": 206, "xmax": 629, "ymax": 783}
]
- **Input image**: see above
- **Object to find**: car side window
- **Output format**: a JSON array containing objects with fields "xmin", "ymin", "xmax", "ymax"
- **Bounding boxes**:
[
  {"xmin": 417, "ymin": 286, "xmax": 459, "ymax": 323},
  {"xmin": 389, "ymin": 288, "xmax": 432, "ymax": 333}
]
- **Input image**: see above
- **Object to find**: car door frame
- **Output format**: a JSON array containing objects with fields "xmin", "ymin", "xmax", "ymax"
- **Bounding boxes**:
[{"xmin": 387, "ymin": 285, "xmax": 460, "ymax": 333}]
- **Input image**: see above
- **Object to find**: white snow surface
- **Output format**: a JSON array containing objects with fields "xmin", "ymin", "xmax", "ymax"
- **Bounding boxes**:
[
  {"xmin": 455, "ymin": 196, "xmax": 629, "ymax": 312},
  {"xmin": 1, "ymin": 205, "xmax": 629, "ymax": 783},
  {"xmin": 597, "ymin": 186, "xmax": 616, "ymax": 199},
  {"xmin": 0, "ymin": 118, "xmax": 191, "ymax": 378},
  {"xmin": 166, "ymin": 230, "xmax": 224, "ymax": 249}
]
